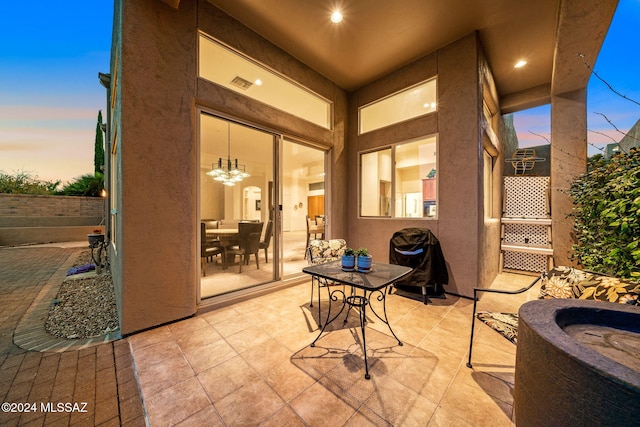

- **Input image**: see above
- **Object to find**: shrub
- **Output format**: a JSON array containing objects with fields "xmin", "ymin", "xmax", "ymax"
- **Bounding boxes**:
[
  {"xmin": 57, "ymin": 173, "xmax": 104, "ymax": 197},
  {"xmin": 569, "ymin": 148, "xmax": 640, "ymax": 279},
  {"xmin": 0, "ymin": 170, "xmax": 60, "ymax": 194}
]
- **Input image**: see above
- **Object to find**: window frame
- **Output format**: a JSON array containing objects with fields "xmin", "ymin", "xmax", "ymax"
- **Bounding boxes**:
[
  {"xmin": 358, "ymin": 78, "xmax": 437, "ymax": 135},
  {"xmin": 359, "ymin": 135, "xmax": 438, "ymax": 219}
]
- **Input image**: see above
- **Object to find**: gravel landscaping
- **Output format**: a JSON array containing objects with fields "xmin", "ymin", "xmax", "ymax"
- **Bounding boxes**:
[{"xmin": 44, "ymin": 250, "xmax": 119, "ymax": 339}]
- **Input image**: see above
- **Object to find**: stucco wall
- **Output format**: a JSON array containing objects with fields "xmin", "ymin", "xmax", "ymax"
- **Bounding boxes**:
[
  {"xmin": 0, "ymin": 194, "xmax": 103, "ymax": 246},
  {"xmin": 116, "ymin": 0, "xmax": 199, "ymax": 334},
  {"xmin": 115, "ymin": 0, "xmax": 349, "ymax": 334},
  {"xmin": 347, "ymin": 33, "xmax": 497, "ymax": 298}
]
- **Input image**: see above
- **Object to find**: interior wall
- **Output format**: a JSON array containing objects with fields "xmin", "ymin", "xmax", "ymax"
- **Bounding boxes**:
[{"xmin": 347, "ymin": 33, "xmax": 484, "ymax": 298}]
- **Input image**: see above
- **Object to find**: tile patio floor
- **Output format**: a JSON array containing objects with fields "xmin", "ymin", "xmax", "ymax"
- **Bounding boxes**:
[
  {"xmin": 130, "ymin": 272, "xmax": 539, "ymax": 426},
  {"xmin": 1, "ymin": 242, "xmax": 542, "ymax": 426}
]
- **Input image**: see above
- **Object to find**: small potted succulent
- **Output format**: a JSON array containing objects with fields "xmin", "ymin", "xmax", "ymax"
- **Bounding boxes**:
[
  {"xmin": 342, "ymin": 247, "xmax": 356, "ymax": 271},
  {"xmin": 356, "ymin": 247, "xmax": 372, "ymax": 272}
]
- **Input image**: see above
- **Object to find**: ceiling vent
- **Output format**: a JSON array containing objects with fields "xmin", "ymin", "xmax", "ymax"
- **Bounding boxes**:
[{"xmin": 230, "ymin": 76, "xmax": 253, "ymax": 90}]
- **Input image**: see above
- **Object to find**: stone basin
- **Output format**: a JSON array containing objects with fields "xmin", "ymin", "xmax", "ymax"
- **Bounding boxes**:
[{"xmin": 515, "ymin": 299, "xmax": 640, "ymax": 427}]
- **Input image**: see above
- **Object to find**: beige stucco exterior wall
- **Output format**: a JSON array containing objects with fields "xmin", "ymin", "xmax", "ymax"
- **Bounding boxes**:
[
  {"xmin": 114, "ymin": 0, "xmax": 199, "ymax": 334},
  {"xmin": 113, "ymin": 0, "xmax": 348, "ymax": 335},
  {"xmin": 551, "ymin": 88, "xmax": 587, "ymax": 266},
  {"xmin": 347, "ymin": 33, "xmax": 501, "ymax": 297}
]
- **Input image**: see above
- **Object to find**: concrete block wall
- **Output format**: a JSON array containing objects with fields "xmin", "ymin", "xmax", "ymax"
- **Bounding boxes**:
[{"xmin": 0, "ymin": 194, "xmax": 104, "ymax": 246}]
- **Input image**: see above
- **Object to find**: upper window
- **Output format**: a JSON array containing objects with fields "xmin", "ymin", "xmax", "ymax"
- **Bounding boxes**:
[
  {"xmin": 359, "ymin": 79, "xmax": 437, "ymax": 134},
  {"xmin": 198, "ymin": 33, "xmax": 332, "ymax": 130},
  {"xmin": 360, "ymin": 136, "xmax": 437, "ymax": 218}
]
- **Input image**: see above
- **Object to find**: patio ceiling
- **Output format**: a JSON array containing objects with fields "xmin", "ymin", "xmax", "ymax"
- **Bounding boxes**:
[
  {"xmin": 199, "ymin": 0, "xmax": 617, "ymax": 113},
  {"xmin": 160, "ymin": 0, "xmax": 617, "ymax": 113}
]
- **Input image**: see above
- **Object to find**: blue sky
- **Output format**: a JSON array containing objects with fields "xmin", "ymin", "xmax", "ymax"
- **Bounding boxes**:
[
  {"xmin": 0, "ymin": 1, "xmax": 113, "ymax": 183},
  {"xmin": 515, "ymin": 0, "xmax": 640, "ymax": 154},
  {"xmin": 0, "ymin": 1, "xmax": 638, "ymax": 183}
]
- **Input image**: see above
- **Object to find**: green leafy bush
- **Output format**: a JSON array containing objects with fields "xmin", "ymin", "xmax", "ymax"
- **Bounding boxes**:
[
  {"xmin": 57, "ymin": 173, "xmax": 104, "ymax": 197},
  {"xmin": 569, "ymin": 148, "xmax": 640, "ymax": 279},
  {"xmin": 0, "ymin": 171, "xmax": 60, "ymax": 194}
]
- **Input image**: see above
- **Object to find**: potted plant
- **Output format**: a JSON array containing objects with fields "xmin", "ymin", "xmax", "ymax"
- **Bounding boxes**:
[
  {"xmin": 88, "ymin": 228, "xmax": 105, "ymax": 246},
  {"xmin": 356, "ymin": 247, "xmax": 372, "ymax": 272},
  {"xmin": 342, "ymin": 247, "xmax": 356, "ymax": 271}
]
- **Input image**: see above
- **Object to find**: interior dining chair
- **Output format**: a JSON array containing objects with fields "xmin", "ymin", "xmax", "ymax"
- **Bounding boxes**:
[
  {"xmin": 225, "ymin": 221, "xmax": 263, "ymax": 273},
  {"xmin": 200, "ymin": 222, "xmax": 224, "ymax": 276},
  {"xmin": 305, "ymin": 215, "xmax": 325, "ymax": 259},
  {"xmin": 259, "ymin": 220, "xmax": 273, "ymax": 263}
]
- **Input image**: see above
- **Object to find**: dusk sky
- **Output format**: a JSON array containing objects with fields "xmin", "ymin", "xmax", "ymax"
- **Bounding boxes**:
[
  {"xmin": 514, "ymin": 0, "xmax": 640, "ymax": 154},
  {"xmin": 1, "ymin": 1, "xmax": 638, "ymax": 183}
]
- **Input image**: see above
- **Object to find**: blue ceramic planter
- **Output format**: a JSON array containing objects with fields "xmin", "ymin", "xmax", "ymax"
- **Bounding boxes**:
[
  {"xmin": 357, "ymin": 255, "xmax": 372, "ymax": 271},
  {"xmin": 342, "ymin": 255, "xmax": 355, "ymax": 271}
]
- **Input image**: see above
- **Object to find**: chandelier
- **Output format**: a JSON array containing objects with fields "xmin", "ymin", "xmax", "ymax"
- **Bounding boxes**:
[{"xmin": 206, "ymin": 123, "xmax": 250, "ymax": 186}]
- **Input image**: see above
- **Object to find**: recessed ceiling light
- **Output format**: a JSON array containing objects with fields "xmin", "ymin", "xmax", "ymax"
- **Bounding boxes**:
[
  {"xmin": 331, "ymin": 10, "xmax": 343, "ymax": 23},
  {"xmin": 254, "ymin": 79, "xmax": 262, "ymax": 86},
  {"xmin": 514, "ymin": 60, "xmax": 527, "ymax": 68}
]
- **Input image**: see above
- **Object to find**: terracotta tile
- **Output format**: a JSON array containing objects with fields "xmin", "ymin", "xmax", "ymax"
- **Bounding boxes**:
[
  {"xmin": 214, "ymin": 379, "xmax": 285, "ymax": 426},
  {"xmin": 136, "ymin": 353, "xmax": 195, "ymax": 398},
  {"xmin": 200, "ymin": 306, "xmax": 240, "ymax": 325},
  {"xmin": 271, "ymin": 324, "xmax": 317, "ymax": 351},
  {"xmin": 181, "ymin": 337, "xmax": 237, "ymax": 374},
  {"xmin": 175, "ymin": 405, "xmax": 223, "ymax": 426},
  {"xmin": 168, "ymin": 316, "xmax": 210, "ymax": 336},
  {"xmin": 197, "ymin": 356, "xmax": 260, "ymax": 402},
  {"xmin": 363, "ymin": 377, "xmax": 438, "ymax": 426},
  {"xmin": 176, "ymin": 325, "xmax": 222, "ymax": 352},
  {"xmin": 345, "ymin": 406, "xmax": 393, "ymax": 426},
  {"xmin": 240, "ymin": 338, "xmax": 293, "ymax": 374},
  {"xmin": 127, "ymin": 326, "xmax": 173, "ymax": 352},
  {"xmin": 453, "ymin": 366, "xmax": 515, "ymax": 407},
  {"xmin": 259, "ymin": 405, "xmax": 306, "ymax": 427},
  {"xmin": 224, "ymin": 326, "xmax": 272, "ymax": 353},
  {"xmin": 261, "ymin": 359, "xmax": 315, "ymax": 402},
  {"xmin": 212, "ymin": 316, "xmax": 254, "ymax": 337},
  {"xmin": 437, "ymin": 369, "xmax": 514, "ymax": 426},
  {"xmin": 132, "ymin": 339, "xmax": 184, "ymax": 368},
  {"xmin": 145, "ymin": 377, "xmax": 212, "ymax": 426},
  {"xmin": 289, "ymin": 382, "xmax": 355, "ymax": 426},
  {"xmin": 427, "ymin": 406, "xmax": 475, "ymax": 426},
  {"xmin": 418, "ymin": 324, "xmax": 471, "ymax": 358}
]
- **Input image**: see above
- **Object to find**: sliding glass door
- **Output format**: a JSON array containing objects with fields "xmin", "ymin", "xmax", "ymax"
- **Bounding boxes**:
[
  {"xmin": 198, "ymin": 113, "xmax": 327, "ymax": 299},
  {"xmin": 281, "ymin": 139, "xmax": 326, "ymax": 278},
  {"xmin": 199, "ymin": 113, "xmax": 275, "ymax": 298}
]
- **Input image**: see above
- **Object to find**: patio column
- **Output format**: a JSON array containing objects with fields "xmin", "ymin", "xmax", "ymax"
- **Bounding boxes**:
[{"xmin": 550, "ymin": 88, "xmax": 587, "ymax": 267}]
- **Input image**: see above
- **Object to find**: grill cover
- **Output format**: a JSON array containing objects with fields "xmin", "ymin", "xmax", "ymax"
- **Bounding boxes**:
[{"xmin": 389, "ymin": 227, "xmax": 448, "ymax": 295}]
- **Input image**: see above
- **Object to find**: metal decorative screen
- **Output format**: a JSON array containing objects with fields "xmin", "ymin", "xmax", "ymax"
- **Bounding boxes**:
[
  {"xmin": 503, "ymin": 251, "xmax": 549, "ymax": 273},
  {"xmin": 503, "ymin": 224, "xmax": 549, "ymax": 246},
  {"xmin": 501, "ymin": 176, "xmax": 553, "ymax": 273},
  {"xmin": 503, "ymin": 176, "xmax": 550, "ymax": 218}
]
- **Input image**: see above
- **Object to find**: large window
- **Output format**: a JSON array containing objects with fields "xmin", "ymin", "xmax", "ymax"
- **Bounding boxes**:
[
  {"xmin": 360, "ymin": 136, "xmax": 437, "ymax": 218},
  {"xmin": 198, "ymin": 33, "xmax": 332, "ymax": 129},
  {"xmin": 359, "ymin": 79, "xmax": 437, "ymax": 134}
]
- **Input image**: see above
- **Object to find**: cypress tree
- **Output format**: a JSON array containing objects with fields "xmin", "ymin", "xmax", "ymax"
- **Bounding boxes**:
[{"xmin": 94, "ymin": 110, "xmax": 105, "ymax": 174}]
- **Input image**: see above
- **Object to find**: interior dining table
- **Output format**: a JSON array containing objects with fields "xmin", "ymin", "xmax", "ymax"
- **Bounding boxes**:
[
  {"xmin": 205, "ymin": 228, "xmax": 239, "ymax": 268},
  {"xmin": 206, "ymin": 228, "xmax": 239, "ymax": 237}
]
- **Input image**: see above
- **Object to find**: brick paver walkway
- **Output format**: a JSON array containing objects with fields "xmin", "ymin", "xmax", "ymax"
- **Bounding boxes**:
[{"xmin": 0, "ymin": 246, "xmax": 145, "ymax": 426}]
